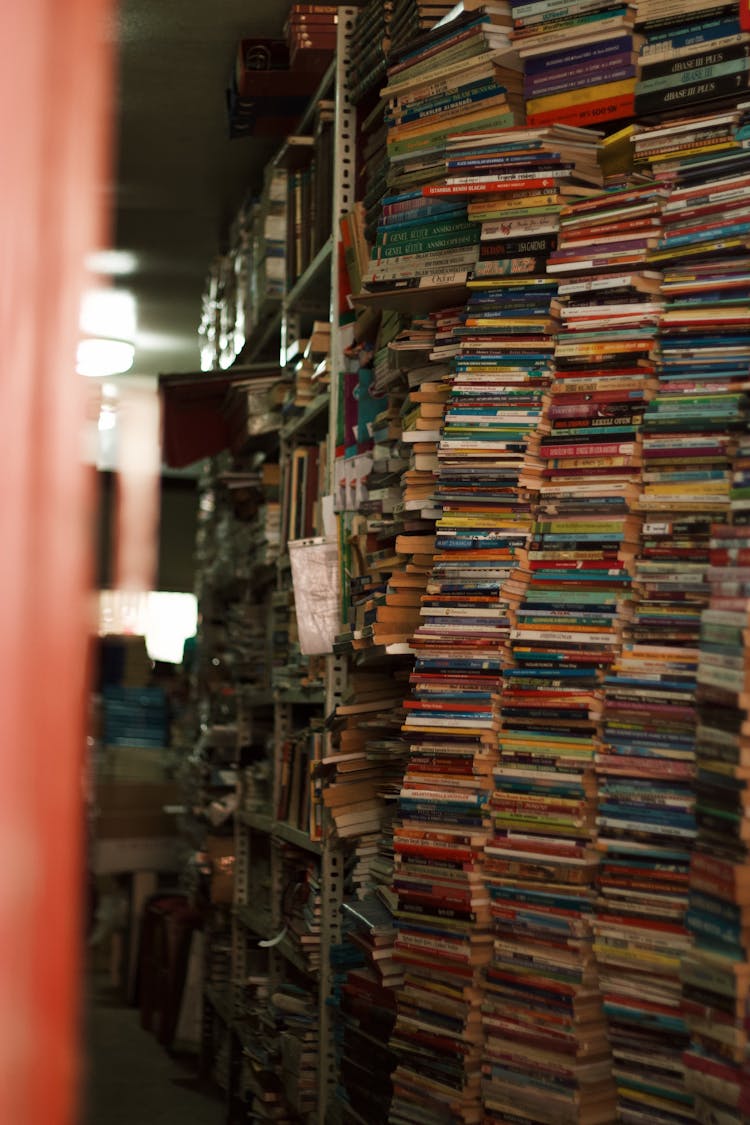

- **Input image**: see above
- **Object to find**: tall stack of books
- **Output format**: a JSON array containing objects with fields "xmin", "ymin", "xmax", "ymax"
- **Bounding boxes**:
[
  {"xmin": 584, "ymin": 132, "xmax": 750, "ymax": 1122},
  {"xmin": 635, "ymin": 0, "xmax": 750, "ymax": 121},
  {"xmin": 486, "ymin": 169, "xmax": 646, "ymax": 1125},
  {"xmin": 511, "ymin": 0, "xmax": 640, "ymax": 129},
  {"xmin": 389, "ymin": 675, "xmax": 496, "ymax": 1123},
  {"xmin": 453, "ymin": 275, "xmax": 565, "ymax": 1123},
  {"xmin": 682, "ymin": 517, "xmax": 750, "ymax": 1124}
]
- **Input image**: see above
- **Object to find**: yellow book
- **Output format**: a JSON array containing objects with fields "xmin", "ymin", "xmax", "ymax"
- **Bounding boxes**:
[
  {"xmin": 650, "ymin": 140, "xmax": 737, "ymax": 163},
  {"xmin": 526, "ymin": 77, "xmax": 635, "ymax": 116}
]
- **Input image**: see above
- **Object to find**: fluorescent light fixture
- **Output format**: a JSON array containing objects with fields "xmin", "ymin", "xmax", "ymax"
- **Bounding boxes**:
[
  {"xmin": 80, "ymin": 288, "xmax": 137, "ymax": 340},
  {"xmin": 85, "ymin": 249, "xmax": 138, "ymax": 276},
  {"xmin": 77, "ymin": 338, "xmax": 135, "ymax": 378}
]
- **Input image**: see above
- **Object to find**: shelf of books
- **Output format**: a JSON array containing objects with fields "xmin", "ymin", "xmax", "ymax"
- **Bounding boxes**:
[{"xmin": 181, "ymin": 0, "xmax": 750, "ymax": 1121}]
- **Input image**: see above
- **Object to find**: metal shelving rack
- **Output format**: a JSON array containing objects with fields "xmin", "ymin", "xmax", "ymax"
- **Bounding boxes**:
[{"xmin": 228, "ymin": 14, "xmax": 358, "ymax": 1123}]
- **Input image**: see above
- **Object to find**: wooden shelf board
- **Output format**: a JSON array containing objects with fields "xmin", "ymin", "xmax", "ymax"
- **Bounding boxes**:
[{"xmin": 351, "ymin": 282, "xmax": 469, "ymax": 315}]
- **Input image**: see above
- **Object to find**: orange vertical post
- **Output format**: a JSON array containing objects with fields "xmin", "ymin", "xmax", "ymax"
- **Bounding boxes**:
[{"xmin": 0, "ymin": 0, "xmax": 113, "ymax": 1123}]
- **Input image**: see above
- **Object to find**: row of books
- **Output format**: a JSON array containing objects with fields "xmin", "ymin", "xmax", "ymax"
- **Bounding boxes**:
[{"xmin": 285, "ymin": 98, "xmax": 335, "ymax": 287}]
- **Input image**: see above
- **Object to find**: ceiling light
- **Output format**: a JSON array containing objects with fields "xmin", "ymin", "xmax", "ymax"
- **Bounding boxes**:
[
  {"xmin": 77, "ymin": 338, "xmax": 135, "ymax": 378},
  {"xmin": 80, "ymin": 288, "xmax": 137, "ymax": 340}
]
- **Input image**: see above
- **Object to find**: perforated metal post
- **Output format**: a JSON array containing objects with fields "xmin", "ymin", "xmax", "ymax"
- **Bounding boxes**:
[
  {"xmin": 327, "ymin": 6, "xmax": 358, "ymax": 491},
  {"xmin": 318, "ymin": 13, "xmax": 358, "ymax": 1121}
]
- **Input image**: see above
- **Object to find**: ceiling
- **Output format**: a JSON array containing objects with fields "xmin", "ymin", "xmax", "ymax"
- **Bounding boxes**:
[{"xmin": 110, "ymin": 0, "xmax": 297, "ymax": 380}]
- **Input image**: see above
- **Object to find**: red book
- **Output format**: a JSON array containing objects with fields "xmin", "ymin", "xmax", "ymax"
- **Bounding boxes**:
[
  {"xmin": 528, "ymin": 92, "xmax": 634, "ymax": 128},
  {"xmin": 423, "ymin": 178, "xmax": 558, "ymax": 196}
]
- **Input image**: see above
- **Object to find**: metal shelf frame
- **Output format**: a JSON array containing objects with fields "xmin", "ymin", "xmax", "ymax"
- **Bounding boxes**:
[{"xmin": 228, "ymin": 15, "xmax": 359, "ymax": 1125}]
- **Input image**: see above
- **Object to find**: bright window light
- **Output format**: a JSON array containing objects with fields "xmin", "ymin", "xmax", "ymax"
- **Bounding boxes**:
[
  {"xmin": 98, "ymin": 590, "xmax": 198, "ymax": 665},
  {"xmin": 143, "ymin": 593, "xmax": 198, "ymax": 664}
]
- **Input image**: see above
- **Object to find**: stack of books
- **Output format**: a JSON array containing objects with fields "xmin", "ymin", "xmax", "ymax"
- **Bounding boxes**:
[
  {"xmin": 389, "ymin": 693, "xmax": 497, "ymax": 1123},
  {"xmin": 632, "ymin": 105, "xmax": 750, "ymax": 187},
  {"xmin": 361, "ymin": 3, "xmax": 526, "ymax": 294},
  {"xmin": 285, "ymin": 4, "xmax": 337, "ymax": 73},
  {"xmin": 510, "ymin": 0, "xmax": 640, "ymax": 129},
  {"xmin": 430, "ymin": 124, "xmax": 604, "ymax": 281},
  {"xmin": 268, "ymin": 984, "xmax": 319, "ymax": 1118},
  {"xmin": 389, "ymin": 0, "xmax": 467, "ymax": 58},
  {"xmin": 362, "ymin": 187, "xmax": 478, "ymax": 292},
  {"xmin": 635, "ymin": 0, "xmax": 750, "ymax": 121},
  {"xmin": 548, "ymin": 183, "xmax": 665, "ymax": 277},
  {"xmin": 102, "ymin": 686, "xmax": 169, "ymax": 748},
  {"xmin": 281, "ymin": 850, "xmax": 322, "ymax": 976},
  {"xmin": 487, "ymin": 180, "xmax": 645, "ymax": 1125},
  {"xmin": 350, "ymin": 0, "xmax": 394, "ymax": 104},
  {"xmin": 337, "ymin": 894, "xmax": 400, "ymax": 1123},
  {"xmin": 682, "ymin": 519, "xmax": 750, "ymax": 1123},
  {"xmin": 248, "ymin": 166, "xmax": 287, "ymax": 328},
  {"xmin": 322, "ymin": 677, "xmax": 407, "ymax": 843}
]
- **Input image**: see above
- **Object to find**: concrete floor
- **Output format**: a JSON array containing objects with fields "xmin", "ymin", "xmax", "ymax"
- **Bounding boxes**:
[{"xmin": 81, "ymin": 979, "xmax": 224, "ymax": 1125}]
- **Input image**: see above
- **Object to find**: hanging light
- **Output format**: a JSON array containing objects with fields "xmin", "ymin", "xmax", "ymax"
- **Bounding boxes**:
[{"xmin": 77, "ymin": 288, "xmax": 137, "ymax": 377}]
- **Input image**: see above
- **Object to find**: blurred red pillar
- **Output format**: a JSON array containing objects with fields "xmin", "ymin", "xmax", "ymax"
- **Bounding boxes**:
[{"xmin": 0, "ymin": 0, "xmax": 113, "ymax": 1122}]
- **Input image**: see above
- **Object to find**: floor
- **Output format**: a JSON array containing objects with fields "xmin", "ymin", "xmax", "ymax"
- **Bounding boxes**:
[{"xmin": 81, "ymin": 977, "xmax": 225, "ymax": 1125}]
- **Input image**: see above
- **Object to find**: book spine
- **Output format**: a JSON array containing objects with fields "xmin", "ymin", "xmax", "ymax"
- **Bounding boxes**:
[
  {"xmin": 643, "ymin": 20, "xmax": 742, "ymax": 57},
  {"xmin": 643, "ymin": 37, "xmax": 746, "ymax": 75},
  {"xmin": 471, "ymin": 254, "xmax": 549, "ymax": 276},
  {"xmin": 377, "ymin": 218, "xmax": 473, "ymax": 245},
  {"xmin": 387, "ymin": 61, "xmax": 497, "ymax": 106},
  {"xmin": 524, "ymin": 32, "xmax": 633, "ymax": 73},
  {"xmin": 514, "ymin": 0, "xmax": 620, "ymax": 23},
  {"xmin": 635, "ymin": 69, "xmax": 748, "ymax": 114},
  {"xmin": 387, "ymin": 111, "xmax": 517, "ymax": 157},
  {"xmin": 638, "ymin": 50, "xmax": 750, "ymax": 93},
  {"xmin": 516, "ymin": 5, "xmax": 631, "ymax": 41},
  {"xmin": 528, "ymin": 91, "xmax": 634, "ymax": 127},
  {"xmin": 480, "ymin": 217, "xmax": 559, "ymax": 239},
  {"xmin": 519, "ymin": 13, "xmax": 635, "ymax": 54},
  {"xmin": 424, "ymin": 178, "xmax": 558, "ymax": 196},
  {"xmin": 525, "ymin": 58, "xmax": 636, "ymax": 98},
  {"xmin": 527, "ymin": 76, "xmax": 635, "ymax": 113},
  {"xmin": 479, "ymin": 235, "xmax": 558, "ymax": 258},
  {"xmin": 373, "ymin": 230, "xmax": 479, "ymax": 259},
  {"xmin": 362, "ymin": 270, "xmax": 470, "ymax": 293},
  {"xmin": 390, "ymin": 83, "xmax": 504, "ymax": 125}
]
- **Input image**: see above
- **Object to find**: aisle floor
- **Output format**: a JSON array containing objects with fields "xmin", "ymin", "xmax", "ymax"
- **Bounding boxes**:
[{"xmin": 82, "ymin": 978, "xmax": 224, "ymax": 1125}]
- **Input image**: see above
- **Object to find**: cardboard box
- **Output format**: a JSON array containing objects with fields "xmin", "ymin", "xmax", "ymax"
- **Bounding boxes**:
[
  {"xmin": 97, "ymin": 744, "xmax": 177, "ymax": 783},
  {"xmin": 206, "ymin": 836, "xmax": 235, "ymax": 904},
  {"xmin": 234, "ymin": 38, "xmax": 324, "ymax": 100},
  {"xmin": 92, "ymin": 836, "xmax": 182, "ymax": 875},
  {"xmin": 95, "ymin": 781, "xmax": 180, "ymax": 839}
]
